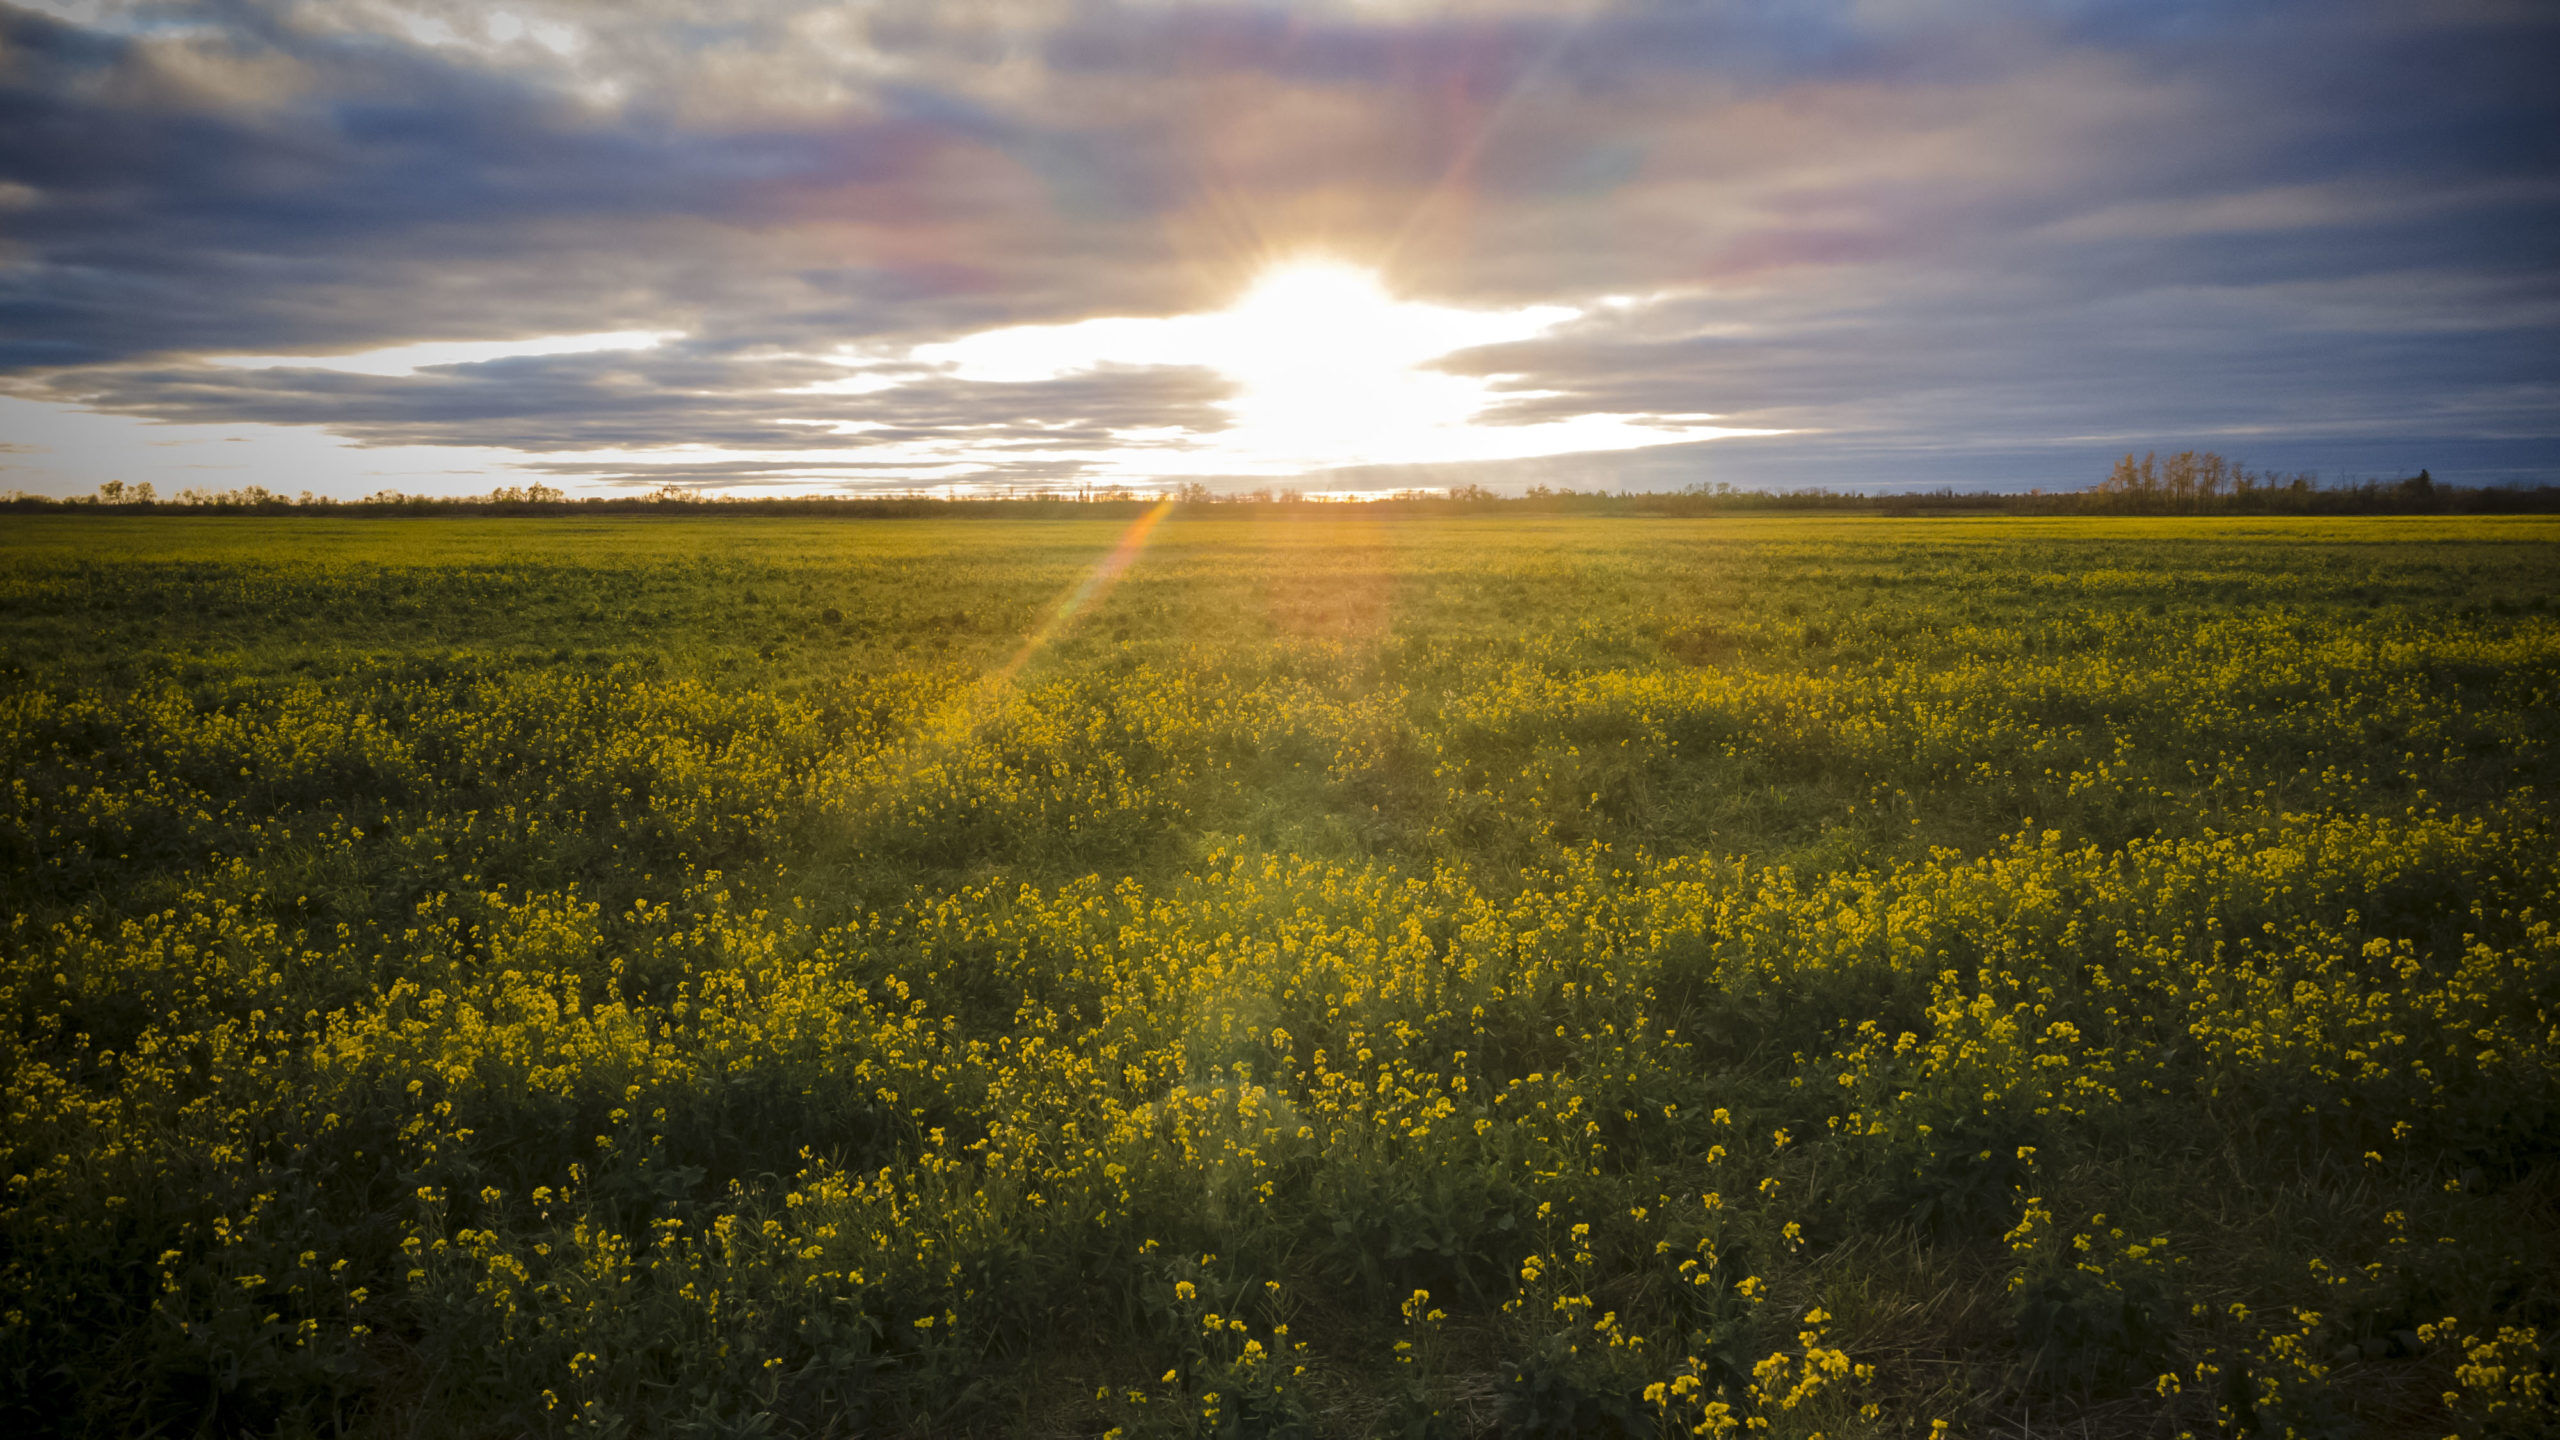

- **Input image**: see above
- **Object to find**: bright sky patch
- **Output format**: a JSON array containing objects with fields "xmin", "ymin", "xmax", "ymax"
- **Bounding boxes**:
[{"xmin": 907, "ymin": 261, "xmax": 1774, "ymax": 475}]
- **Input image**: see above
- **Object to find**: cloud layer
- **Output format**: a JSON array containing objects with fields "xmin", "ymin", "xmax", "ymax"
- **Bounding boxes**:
[{"xmin": 2, "ymin": 0, "xmax": 2554, "ymax": 493}]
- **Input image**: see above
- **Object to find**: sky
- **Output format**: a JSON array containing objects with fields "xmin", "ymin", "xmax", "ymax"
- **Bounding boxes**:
[{"xmin": 1, "ymin": 0, "xmax": 2554, "ymax": 498}]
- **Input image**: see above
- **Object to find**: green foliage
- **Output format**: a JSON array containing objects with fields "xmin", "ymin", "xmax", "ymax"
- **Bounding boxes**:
[
  {"xmin": 1, "ymin": 513, "xmax": 2555, "ymax": 1437},
  {"xmin": 1496, "ymin": 1353, "xmax": 1651, "ymax": 1440}
]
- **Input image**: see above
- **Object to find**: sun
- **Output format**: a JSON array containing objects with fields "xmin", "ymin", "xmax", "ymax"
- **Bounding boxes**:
[
  {"xmin": 904, "ymin": 256, "xmax": 1773, "ymax": 476},
  {"xmin": 1218, "ymin": 261, "xmax": 1448, "ymax": 378},
  {"xmin": 1192, "ymin": 259, "xmax": 1578, "ymax": 464}
]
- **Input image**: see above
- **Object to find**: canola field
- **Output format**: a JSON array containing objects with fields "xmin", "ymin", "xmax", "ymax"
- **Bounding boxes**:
[{"xmin": 3, "ymin": 512, "xmax": 2556, "ymax": 1439}]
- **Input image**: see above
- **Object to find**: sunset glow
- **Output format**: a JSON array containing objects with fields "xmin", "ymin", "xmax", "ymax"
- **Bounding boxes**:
[
  {"xmin": 911, "ymin": 259, "xmax": 1773, "ymax": 476},
  {"xmin": 0, "ymin": 1, "xmax": 2547, "ymax": 495}
]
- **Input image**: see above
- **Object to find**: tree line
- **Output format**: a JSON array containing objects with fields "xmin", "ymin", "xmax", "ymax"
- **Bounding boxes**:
[{"xmin": 5, "ymin": 453, "xmax": 2553, "ymax": 516}]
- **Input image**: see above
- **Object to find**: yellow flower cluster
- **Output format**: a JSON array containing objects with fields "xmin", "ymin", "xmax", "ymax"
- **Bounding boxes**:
[{"xmin": 0, "ymin": 512, "xmax": 2552, "ymax": 1436}]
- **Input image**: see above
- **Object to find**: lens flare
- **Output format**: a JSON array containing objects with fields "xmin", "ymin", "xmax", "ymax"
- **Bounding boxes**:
[
  {"xmin": 910, "ymin": 494, "xmax": 1178, "ymax": 759},
  {"xmin": 990, "ymin": 495, "xmax": 1176, "ymax": 691}
]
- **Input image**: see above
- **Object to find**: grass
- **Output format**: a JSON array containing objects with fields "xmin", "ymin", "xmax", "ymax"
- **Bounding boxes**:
[{"xmin": 2, "ymin": 512, "xmax": 2555, "ymax": 1438}]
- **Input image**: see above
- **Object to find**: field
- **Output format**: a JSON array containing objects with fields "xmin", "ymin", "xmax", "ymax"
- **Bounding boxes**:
[{"xmin": 3, "ymin": 512, "xmax": 2556, "ymax": 1438}]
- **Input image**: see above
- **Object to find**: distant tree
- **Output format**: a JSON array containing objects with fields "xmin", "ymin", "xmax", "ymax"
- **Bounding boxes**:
[
  {"xmin": 2164, "ymin": 450, "xmax": 2195, "ymax": 508},
  {"xmin": 2100, "ymin": 452, "xmax": 2161, "ymax": 508},
  {"xmin": 2197, "ymin": 451, "xmax": 2229, "ymax": 503},
  {"xmin": 2101, "ymin": 450, "xmax": 2265, "ymax": 511}
]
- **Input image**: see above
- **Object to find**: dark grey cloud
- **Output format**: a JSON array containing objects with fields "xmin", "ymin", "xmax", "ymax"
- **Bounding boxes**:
[
  {"xmin": 30, "ymin": 350, "xmax": 1234, "ymax": 451},
  {"xmin": 0, "ymin": 0, "xmax": 2553, "ymax": 491}
]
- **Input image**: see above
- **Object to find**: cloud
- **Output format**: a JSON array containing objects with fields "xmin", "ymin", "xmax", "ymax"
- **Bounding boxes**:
[
  {"xmin": 209, "ymin": 330, "xmax": 685, "ymax": 375},
  {"xmin": 0, "ymin": 0, "xmax": 2553, "ymax": 494},
  {"xmin": 29, "ymin": 348, "xmax": 1239, "ymax": 453}
]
